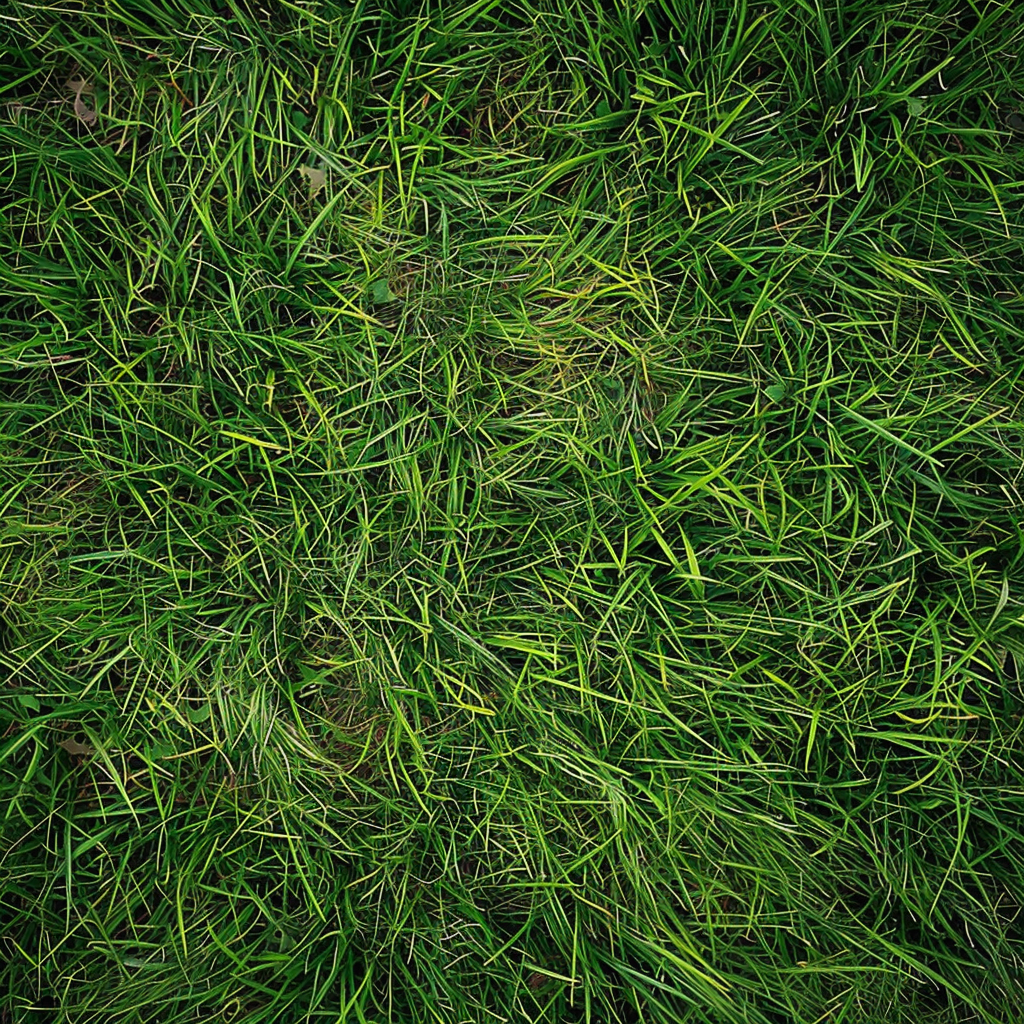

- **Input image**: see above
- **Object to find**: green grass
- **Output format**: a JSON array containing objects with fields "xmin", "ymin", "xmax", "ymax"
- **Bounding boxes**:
[{"xmin": 1, "ymin": 0, "xmax": 1023, "ymax": 1021}]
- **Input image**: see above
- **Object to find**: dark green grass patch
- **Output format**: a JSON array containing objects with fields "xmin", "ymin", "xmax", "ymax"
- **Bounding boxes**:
[{"xmin": 2, "ymin": 1, "xmax": 1024, "ymax": 1021}]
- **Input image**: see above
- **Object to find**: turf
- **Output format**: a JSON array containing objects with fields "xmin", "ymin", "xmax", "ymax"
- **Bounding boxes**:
[{"xmin": 1, "ymin": 1, "xmax": 1024, "ymax": 1021}]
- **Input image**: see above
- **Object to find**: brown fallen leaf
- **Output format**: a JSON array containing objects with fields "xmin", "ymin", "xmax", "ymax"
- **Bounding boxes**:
[
  {"xmin": 58, "ymin": 737, "xmax": 95, "ymax": 757},
  {"xmin": 66, "ymin": 76, "xmax": 97, "ymax": 126},
  {"xmin": 74, "ymin": 96, "xmax": 97, "ymax": 125},
  {"xmin": 66, "ymin": 76, "xmax": 94, "ymax": 96}
]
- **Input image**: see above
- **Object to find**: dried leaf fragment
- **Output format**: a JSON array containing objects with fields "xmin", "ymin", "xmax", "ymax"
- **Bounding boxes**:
[
  {"xmin": 66, "ymin": 76, "xmax": 97, "ymax": 125},
  {"xmin": 58, "ymin": 737, "xmax": 95, "ymax": 757},
  {"xmin": 298, "ymin": 163, "xmax": 326, "ymax": 197},
  {"xmin": 66, "ymin": 76, "xmax": 94, "ymax": 96},
  {"xmin": 74, "ymin": 95, "xmax": 97, "ymax": 125}
]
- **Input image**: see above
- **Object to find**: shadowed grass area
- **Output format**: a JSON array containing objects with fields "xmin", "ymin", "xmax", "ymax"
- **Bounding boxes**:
[{"xmin": 1, "ymin": 1, "xmax": 1023, "ymax": 1021}]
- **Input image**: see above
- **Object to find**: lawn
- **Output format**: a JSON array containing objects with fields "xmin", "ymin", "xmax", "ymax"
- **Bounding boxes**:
[{"xmin": 2, "ymin": 1, "xmax": 1024, "ymax": 1021}]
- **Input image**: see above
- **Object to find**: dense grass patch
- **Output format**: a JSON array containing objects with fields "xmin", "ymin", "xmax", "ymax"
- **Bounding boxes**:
[{"xmin": 2, "ymin": 1, "xmax": 1024, "ymax": 1021}]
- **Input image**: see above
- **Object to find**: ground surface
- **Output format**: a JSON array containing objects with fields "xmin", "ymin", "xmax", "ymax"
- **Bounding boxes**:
[{"xmin": 2, "ymin": 2, "xmax": 1024, "ymax": 1022}]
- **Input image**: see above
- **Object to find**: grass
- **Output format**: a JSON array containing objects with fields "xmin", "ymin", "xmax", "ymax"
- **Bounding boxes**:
[{"xmin": 1, "ymin": 0, "xmax": 1023, "ymax": 1021}]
